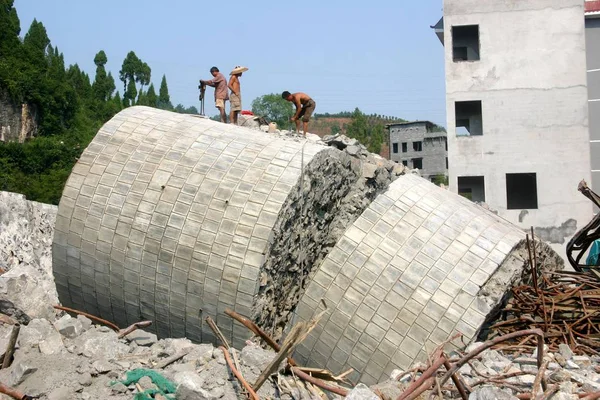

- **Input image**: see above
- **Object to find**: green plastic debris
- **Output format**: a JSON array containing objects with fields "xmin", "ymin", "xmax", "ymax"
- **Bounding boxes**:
[{"xmin": 111, "ymin": 368, "xmax": 177, "ymax": 400}]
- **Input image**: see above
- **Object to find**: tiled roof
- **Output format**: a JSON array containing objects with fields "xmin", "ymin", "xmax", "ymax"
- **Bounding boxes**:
[{"xmin": 586, "ymin": 1, "xmax": 600, "ymax": 14}]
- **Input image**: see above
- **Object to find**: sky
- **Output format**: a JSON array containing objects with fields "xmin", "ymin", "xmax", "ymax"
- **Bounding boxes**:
[{"xmin": 14, "ymin": 0, "xmax": 446, "ymax": 124}]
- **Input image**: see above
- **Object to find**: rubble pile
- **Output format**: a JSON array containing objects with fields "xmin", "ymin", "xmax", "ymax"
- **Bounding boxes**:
[
  {"xmin": 0, "ymin": 313, "xmax": 294, "ymax": 400},
  {"xmin": 366, "ymin": 342, "xmax": 600, "ymax": 400}
]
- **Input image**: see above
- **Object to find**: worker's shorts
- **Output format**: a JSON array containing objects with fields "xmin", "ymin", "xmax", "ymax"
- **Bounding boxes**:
[
  {"xmin": 298, "ymin": 99, "xmax": 316, "ymax": 122},
  {"xmin": 216, "ymin": 98, "xmax": 227, "ymax": 109},
  {"xmin": 230, "ymin": 93, "xmax": 242, "ymax": 112}
]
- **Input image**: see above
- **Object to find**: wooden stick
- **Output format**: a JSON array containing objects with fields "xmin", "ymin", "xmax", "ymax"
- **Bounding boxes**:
[
  {"xmin": 2, "ymin": 324, "xmax": 19, "ymax": 369},
  {"xmin": 206, "ymin": 316, "xmax": 230, "ymax": 349},
  {"xmin": 0, "ymin": 314, "xmax": 17, "ymax": 326},
  {"xmin": 254, "ymin": 307, "xmax": 327, "ymax": 392},
  {"xmin": 53, "ymin": 305, "xmax": 119, "ymax": 332},
  {"xmin": 155, "ymin": 347, "xmax": 192, "ymax": 369}
]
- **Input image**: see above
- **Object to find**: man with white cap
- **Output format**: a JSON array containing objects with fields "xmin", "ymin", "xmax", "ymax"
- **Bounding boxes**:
[{"xmin": 228, "ymin": 66, "xmax": 248, "ymax": 125}]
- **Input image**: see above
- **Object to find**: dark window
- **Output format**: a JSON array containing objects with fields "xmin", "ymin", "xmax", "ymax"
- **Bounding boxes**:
[
  {"xmin": 402, "ymin": 160, "xmax": 408, "ymax": 166},
  {"xmin": 392, "ymin": 143, "xmax": 399, "ymax": 154},
  {"xmin": 506, "ymin": 173, "xmax": 538, "ymax": 209},
  {"xmin": 412, "ymin": 158, "xmax": 423, "ymax": 169},
  {"xmin": 458, "ymin": 176, "xmax": 485, "ymax": 203},
  {"xmin": 455, "ymin": 101, "xmax": 483, "ymax": 136},
  {"xmin": 446, "ymin": 157, "xmax": 448, "ymax": 169},
  {"xmin": 453, "ymin": 25, "xmax": 480, "ymax": 62},
  {"xmin": 402, "ymin": 142, "xmax": 407, "ymax": 153},
  {"xmin": 445, "ymin": 137, "xmax": 448, "ymax": 151},
  {"xmin": 413, "ymin": 141, "xmax": 422, "ymax": 152}
]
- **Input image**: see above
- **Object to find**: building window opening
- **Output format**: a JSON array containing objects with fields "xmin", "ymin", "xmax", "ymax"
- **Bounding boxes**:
[
  {"xmin": 412, "ymin": 158, "xmax": 423, "ymax": 169},
  {"xmin": 446, "ymin": 157, "xmax": 448, "ymax": 169},
  {"xmin": 458, "ymin": 176, "xmax": 485, "ymax": 203},
  {"xmin": 455, "ymin": 101, "xmax": 482, "ymax": 136},
  {"xmin": 413, "ymin": 141, "xmax": 423, "ymax": 152},
  {"xmin": 402, "ymin": 142, "xmax": 407, "ymax": 153},
  {"xmin": 506, "ymin": 173, "xmax": 538, "ymax": 209},
  {"xmin": 392, "ymin": 143, "xmax": 399, "ymax": 154},
  {"xmin": 402, "ymin": 160, "xmax": 408, "ymax": 166},
  {"xmin": 452, "ymin": 25, "xmax": 480, "ymax": 62}
]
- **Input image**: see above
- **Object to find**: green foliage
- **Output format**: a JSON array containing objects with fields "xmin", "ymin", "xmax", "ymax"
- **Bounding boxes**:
[
  {"xmin": 345, "ymin": 108, "xmax": 386, "ymax": 154},
  {"xmin": 146, "ymin": 84, "xmax": 157, "ymax": 107},
  {"xmin": 174, "ymin": 104, "xmax": 198, "ymax": 114},
  {"xmin": 431, "ymin": 174, "xmax": 449, "ymax": 187},
  {"xmin": 251, "ymin": 93, "xmax": 294, "ymax": 129},
  {"xmin": 157, "ymin": 75, "xmax": 173, "ymax": 110},
  {"xmin": 0, "ymin": 2, "xmax": 197, "ymax": 204}
]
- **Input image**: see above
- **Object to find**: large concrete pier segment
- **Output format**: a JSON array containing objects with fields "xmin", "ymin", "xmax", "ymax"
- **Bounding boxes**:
[{"xmin": 52, "ymin": 106, "xmax": 324, "ymax": 348}]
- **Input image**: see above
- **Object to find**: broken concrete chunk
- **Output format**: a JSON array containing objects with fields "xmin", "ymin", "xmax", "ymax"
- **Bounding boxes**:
[
  {"xmin": 78, "ymin": 372, "xmax": 93, "ymax": 387},
  {"xmin": 345, "ymin": 383, "xmax": 380, "ymax": 400},
  {"xmin": 240, "ymin": 344, "xmax": 275, "ymax": 371},
  {"xmin": 47, "ymin": 386, "xmax": 71, "ymax": 400},
  {"xmin": 92, "ymin": 358, "xmax": 113, "ymax": 374},
  {"xmin": 18, "ymin": 318, "xmax": 54, "ymax": 348},
  {"xmin": 559, "ymin": 343, "xmax": 574, "ymax": 361},
  {"xmin": 38, "ymin": 329, "xmax": 64, "ymax": 355},
  {"xmin": 468, "ymin": 386, "xmax": 518, "ymax": 400},
  {"xmin": 0, "ymin": 264, "xmax": 57, "ymax": 321},
  {"xmin": 125, "ymin": 329, "xmax": 157, "ymax": 346},
  {"xmin": 174, "ymin": 371, "xmax": 211, "ymax": 400},
  {"xmin": 163, "ymin": 338, "xmax": 195, "ymax": 356},
  {"xmin": 54, "ymin": 314, "xmax": 83, "ymax": 338},
  {"xmin": 346, "ymin": 145, "xmax": 360, "ymax": 156},
  {"xmin": 362, "ymin": 163, "xmax": 378, "ymax": 179},
  {"xmin": 183, "ymin": 344, "xmax": 214, "ymax": 367},
  {"xmin": 111, "ymin": 382, "xmax": 128, "ymax": 394},
  {"xmin": 10, "ymin": 360, "xmax": 37, "ymax": 386},
  {"xmin": 73, "ymin": 327, "xmax": 129, "ymax": 360},
  {"xmin": 77, "ymin": 315, "xmax": 93, "ymax": 331}
]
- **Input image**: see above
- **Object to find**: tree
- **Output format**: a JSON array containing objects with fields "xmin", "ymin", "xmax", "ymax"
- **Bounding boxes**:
[
  {"xmin": 251, "ymin": 94, "xmax": 294, "ymax": 129},
  {"xmin": 345, "ymin": 108, "xmax": 385, "ymax": 154},
  {"xmin": 174, "ymin": 104, "xmax": 198, "ymax": 114},
  {"xmin": 0, "ymin": 0, "xmax": 21, "ymax": 58},
  {"xmin": 146, "ymin": 83, "xmax": 157, "ymax": 107},
  {"xmin": 92, "ymin": 50, "xmax": 115, "ymax": 102},
  {"xmin": 157, "ymin": 74, "xmax": 172, "ymax": 110}
]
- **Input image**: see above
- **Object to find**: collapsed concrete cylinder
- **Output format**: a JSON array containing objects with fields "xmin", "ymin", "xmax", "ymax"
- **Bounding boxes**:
[
  {"xmin": 292, "ymin": 174, "xmax": 561, "ymax": 384},
  {"xmin": 52, "ymin": 107, "xmax": 560, "ymax": 384}
]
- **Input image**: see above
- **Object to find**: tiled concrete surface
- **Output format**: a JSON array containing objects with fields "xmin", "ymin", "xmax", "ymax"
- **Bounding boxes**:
[
  {"xmin": 52, "ymin": 106, "xmax": 324, "ymax": 349},
  {"xmin": 292, "ymin": 174, "xmax": 526, "ymax": 385}
]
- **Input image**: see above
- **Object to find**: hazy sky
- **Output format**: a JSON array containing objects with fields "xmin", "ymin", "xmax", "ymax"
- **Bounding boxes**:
[{"xmin": 14, "ymin": 0, "xmax": 446, "ymax": 124}]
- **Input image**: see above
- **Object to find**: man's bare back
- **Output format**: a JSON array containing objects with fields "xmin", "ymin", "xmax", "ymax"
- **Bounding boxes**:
[{"xmin": 228, "ymin": 75, "xmax": 240, "ymax": 97}]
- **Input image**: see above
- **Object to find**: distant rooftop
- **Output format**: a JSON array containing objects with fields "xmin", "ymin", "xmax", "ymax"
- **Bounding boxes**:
[
  {"xmin": 586, "ymin": 0, "xmax": 600, "ymax": 14},
  {"xmin": 386, "ymin": 120, "xmax": 435, "ymax": 128}
]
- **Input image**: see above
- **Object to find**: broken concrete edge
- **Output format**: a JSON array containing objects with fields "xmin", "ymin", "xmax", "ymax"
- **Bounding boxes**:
[
  {"xmin": 476, "ymin": 239, "xmax": 564, "ymax": 342},
  {"xmin": 252, "ymin": 144, "xmax": 407, "ymax": 341}
]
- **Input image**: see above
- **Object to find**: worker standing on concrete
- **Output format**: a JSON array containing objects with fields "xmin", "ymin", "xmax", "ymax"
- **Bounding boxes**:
[
  {"xmin": 282, "ymin": 91, "xmax": 316, "ymax": 136},
  {"xmin": 200, "ymin": 67, "xmax": 229, "ymax": 123},
  {"xmin": 228, "ymin": 66, "xmax": 248, "ymax": 125}
]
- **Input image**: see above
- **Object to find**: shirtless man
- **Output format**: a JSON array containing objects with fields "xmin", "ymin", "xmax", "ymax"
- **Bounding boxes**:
[
  {"xmin": 282, "ymin": 91, "xmax": 316, "ymax": 136},
  {"xmin": 228, "ymin": 66, "xmax": 248, "ymax": 125},
  {"xmin": 200, "ymin": 66, "xmax": 228, "ymax": 123}
]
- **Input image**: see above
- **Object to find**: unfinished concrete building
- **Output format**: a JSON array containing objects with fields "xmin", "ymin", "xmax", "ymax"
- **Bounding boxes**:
[
  {"xmin": 52, "ymin": 107, "xmax": 560, "ymax": 384},
  {"xmin": 387, "ymin": 121, "xmax": 447, "ymax": 182},
  {"xmin": 586, "ymin": 0, "xmax": 600, "ymax": 195},
  {"xmin": 435, "ymin": 0, "xmax": 593, "ymax": 259}
]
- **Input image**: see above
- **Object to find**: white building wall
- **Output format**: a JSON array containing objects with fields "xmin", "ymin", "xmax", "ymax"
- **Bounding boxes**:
[{"xmin": 444, "ymin": 0, "xmax": 593, "ymax": 259}]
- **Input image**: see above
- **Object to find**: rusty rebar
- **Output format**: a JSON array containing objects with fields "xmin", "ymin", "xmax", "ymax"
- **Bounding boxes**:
[
  {"xmin": 117, "ymin": 320, "xmax": 152, "ymax": 339},
  {"xmin": 53, "ymin": 305, "xmax": 119, "ymax": 331},
  {"xmin": 291, "ymin": 367, "xmax": 349, "ymax": 397},
  {"xmin": 219, "ymin": 346, "xmax": 259, "ymax": 400}
]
